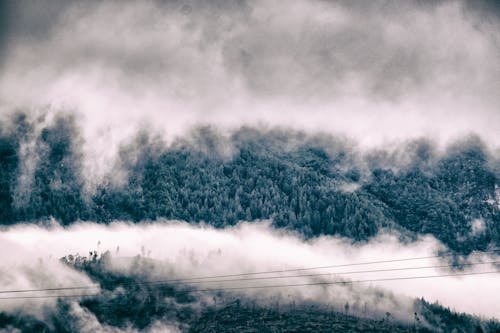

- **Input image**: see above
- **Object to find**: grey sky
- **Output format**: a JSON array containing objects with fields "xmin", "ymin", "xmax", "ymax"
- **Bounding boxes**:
[{"xmin": 0, "ymin": 0, "xmax": 499, "ymax": 148}]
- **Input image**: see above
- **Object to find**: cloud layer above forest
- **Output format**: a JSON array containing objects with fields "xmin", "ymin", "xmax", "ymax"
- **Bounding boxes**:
[{"xmin": 0, "ymin": 0, "xmax": 499, "ymax": 149}]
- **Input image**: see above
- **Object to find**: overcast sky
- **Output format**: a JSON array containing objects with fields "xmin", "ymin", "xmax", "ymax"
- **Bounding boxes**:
[{"xmin": 0, "ymin": 0, "xmax": 499, "ymax": 148}]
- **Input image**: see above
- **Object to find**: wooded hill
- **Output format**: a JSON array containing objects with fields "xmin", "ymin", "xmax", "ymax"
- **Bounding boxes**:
[{"xmin": 1, "ymin": 112, "xmax": 499, "ymax": 254}]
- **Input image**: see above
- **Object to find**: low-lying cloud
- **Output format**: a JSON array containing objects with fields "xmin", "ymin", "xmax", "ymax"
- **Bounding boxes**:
[{"xmin": 0, "ymin": 220, "xmax": 498, "ymax": 320}]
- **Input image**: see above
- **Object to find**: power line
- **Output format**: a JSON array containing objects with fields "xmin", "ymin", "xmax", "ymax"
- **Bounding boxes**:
[
  {"xmin": 0, "ymin": 260, "xmax": 497, "ymax": 294},
  {"xmin": 134, "ymin": 249, "xmax": 500, "ymax": 283},
  {"xmin": 0, "ymin": 285, "xmax": 100, "ymax": 294},
  {"xmin": 163, "ymin": 260, "xmax": 499, "ymax": 285},
  {"xmin": 0, "ymin": 294, "xmax": 99, "ymax": 300},
  {"xmin": 0, "ymin": 270, "xmax": 496, "ymax": 300},
  {"xmin": 0, "ymin": 255, "xmax": 498, "ymax": 295},
  {"xmin": 191, "ymin": 270, "xmax": 500, "ymax": 293},
  {"xmin": 0, "ymin": 266, "xmax": 500, "ymax": 300}
]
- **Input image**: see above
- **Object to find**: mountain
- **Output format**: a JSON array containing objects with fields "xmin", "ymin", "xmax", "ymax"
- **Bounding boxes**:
[
  {"xmin": 2, "ymin": 253, "xmax": 498, "ymax": 333},
  {"xmin": 1, "ymin": 112, "xmax": 499, "ymax": 255}
]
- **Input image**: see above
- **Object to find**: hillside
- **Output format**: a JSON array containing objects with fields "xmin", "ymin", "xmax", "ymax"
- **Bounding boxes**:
[
  {"xmin": 1, "ymin": 113, "xmax": 499, "ymax": 254},
  {"xmin": 189, "ymin": 303, "xmax": 419, "ymax": 333},
  {"xmin": 1, "ymin": 254, "xmax": 498, "ymax": 333}
]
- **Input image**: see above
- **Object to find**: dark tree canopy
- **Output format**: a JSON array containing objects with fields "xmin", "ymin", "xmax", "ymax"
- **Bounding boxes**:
[{"xmin": 0, "ymin": 112, "xmax": 499, "ymax": 254}]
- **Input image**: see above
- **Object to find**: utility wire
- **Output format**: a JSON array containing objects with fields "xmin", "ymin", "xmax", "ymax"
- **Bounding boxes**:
[
  {"xmin": 136, "ymin": 249, "xmax": 500, "ymax": 283},
  {"xmin": 0, "ymin": 260, "xmax": 497, "ymax": 294},
  {"xmin": 147, "ymin": 260, "xmax": 500, "ymax": 286},
  {"xmin": 191, "ymin": 270, "xmax": 500, "ymax": 293},
  {"xmin": 0, "ymin": 253, "xmax": 498, "ymax": 295},
  {"xmin": 0, "ymin": 270, "xmax": 497, "ymax": 300},
  {"xmin": 0, "ymin": 294, "xmax": 99, "ymax": 300}
]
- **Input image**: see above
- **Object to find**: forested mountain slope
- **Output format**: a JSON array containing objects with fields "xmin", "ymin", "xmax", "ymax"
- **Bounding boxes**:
[
  {"xmin": 1, "ymin": 112, "xmax": 499, "ymax": 254},
  {"xmin": 2, "ymin": 253, "xmax": 498, "ymax": 333}
]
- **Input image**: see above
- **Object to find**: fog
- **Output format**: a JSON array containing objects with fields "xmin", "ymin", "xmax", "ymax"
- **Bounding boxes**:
[
  {"xmin": 0, "ymin": 220, "xmax": 498, "ymax": 320},
  {"xmin": 0, "ymin": 0, "xmax": 499, "ymax": 163}
]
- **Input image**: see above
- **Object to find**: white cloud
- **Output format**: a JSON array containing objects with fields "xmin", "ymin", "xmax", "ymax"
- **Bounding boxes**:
[
  {"xmin": 0, "ymin": 0, "xmax": 499, "ymax": 163},
  {"xmin": 471, "ymin": 218, "xmax": 486, "ymax": 235},
  {"xmin": 0, "ymin": 220, "xmax": 498, "ymax": 319}
]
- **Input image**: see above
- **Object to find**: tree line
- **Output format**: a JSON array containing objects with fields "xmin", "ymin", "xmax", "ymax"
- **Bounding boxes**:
[{"xmin": 0, "ymin": 111, "xmax": 499, "ymax": 254}]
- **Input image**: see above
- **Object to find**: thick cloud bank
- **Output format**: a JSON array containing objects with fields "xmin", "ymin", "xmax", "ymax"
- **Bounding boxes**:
[
  {"xmin": 0, "ymin": 221, "xmax": 498, "ymax": 319},
  {"xmin": 0, "ymin": 0, "xmax": 499, "ymax": 149}
]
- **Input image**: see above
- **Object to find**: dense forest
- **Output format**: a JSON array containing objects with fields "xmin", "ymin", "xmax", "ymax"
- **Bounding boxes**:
[
  {"xmin": 1, "ymin": 252, "xmax": 498, "ymax": 332},
  {"xmin": 0, "ymin": 111, "xmax": 499, "ymax": 254}
]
